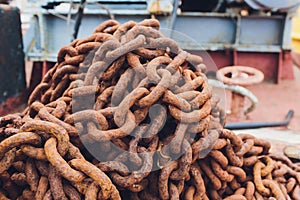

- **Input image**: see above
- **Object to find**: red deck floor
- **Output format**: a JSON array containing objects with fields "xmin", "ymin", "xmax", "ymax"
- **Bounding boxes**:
[{"xmin": 224, "ymin": 65, "xmax": 300, "ymax": 131}]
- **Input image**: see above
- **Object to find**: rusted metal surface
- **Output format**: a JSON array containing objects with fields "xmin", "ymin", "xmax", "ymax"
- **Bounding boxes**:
[
  {"xmin": 1, "ymin": 19, "xmax": 300, "ymax": 199},
  {"xmin": 147, "ymin": 0, "xmax": 173, "ymax": 14}
]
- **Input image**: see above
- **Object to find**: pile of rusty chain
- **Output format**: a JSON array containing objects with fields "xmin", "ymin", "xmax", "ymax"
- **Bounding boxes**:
[{"xmin": 0, "ymin": 19, "xmax": 299, "ymax": 200}]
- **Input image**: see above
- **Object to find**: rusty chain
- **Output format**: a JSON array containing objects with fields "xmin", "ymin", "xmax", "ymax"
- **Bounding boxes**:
[{"xmin": 0, "ymin": 19, "xmax": 299, "ymax": 199}]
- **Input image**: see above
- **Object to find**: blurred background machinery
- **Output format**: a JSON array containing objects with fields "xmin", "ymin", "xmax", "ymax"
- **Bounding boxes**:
[{"xmin": 21, "ymin": 0, "xmax": 300, "ymax": 86}]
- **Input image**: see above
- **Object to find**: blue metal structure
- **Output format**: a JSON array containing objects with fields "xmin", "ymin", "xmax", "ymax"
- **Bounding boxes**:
[
  {"xmin": 22, "ymin": 0, "xmax": 300, "ymax": 82},
  {"xmin": 22, "ymin": 0, "xmax": 299, "ymax": 62}
]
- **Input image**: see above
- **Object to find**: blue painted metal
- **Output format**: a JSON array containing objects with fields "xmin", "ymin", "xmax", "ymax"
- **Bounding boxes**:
[
  {"xmin": 23, "ymin": 1, "xmax": 299, "ymax": 62},
  {"xmin": 239, "ymin": 16, "xmax": 283, "ymax": 45},
  {"xmin": 245, "ymin": 0, "xmax": 300, "ymax": 11}
]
